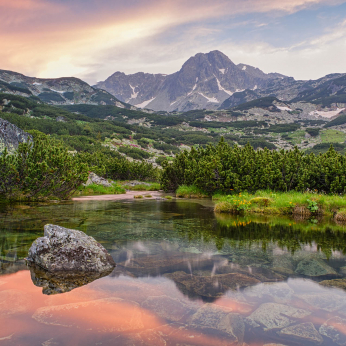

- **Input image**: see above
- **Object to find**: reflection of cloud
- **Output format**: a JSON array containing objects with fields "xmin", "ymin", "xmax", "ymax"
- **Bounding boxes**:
[{"xmin": 1, "ymin": 0, "xmax": 345, "ymax": 81}]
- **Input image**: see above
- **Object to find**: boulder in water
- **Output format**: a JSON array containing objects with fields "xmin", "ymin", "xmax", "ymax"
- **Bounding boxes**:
[{"xmin": 26, "ymin": 224, "xmax": 116, "ymax": 273}]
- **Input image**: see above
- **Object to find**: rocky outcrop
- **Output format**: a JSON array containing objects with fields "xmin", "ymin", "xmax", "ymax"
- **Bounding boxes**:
[
  {"xmin": 0, "ymin": 118, "xmax": 32, "ymax": 154},
  {"xmin": 84, "ymin": 172, "xmax": 112, "ymax": 187},
  {"xmin": 26, "ymin": 224, "xmax": 116, "ymax": 273}
]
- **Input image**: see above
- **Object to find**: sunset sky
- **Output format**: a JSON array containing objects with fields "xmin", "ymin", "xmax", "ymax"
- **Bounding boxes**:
[{"xmin": 1, "ymin": 0, "xmax": 346, "ymax": 83}]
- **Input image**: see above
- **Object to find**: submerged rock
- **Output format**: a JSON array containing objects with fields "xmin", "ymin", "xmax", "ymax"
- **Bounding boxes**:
[
  {"xmin": 141, "ymin": 295, "xmax": 194, "ymax": 322},
  {"xmin": 244, "ymin": 282, "xmax": 293, "ymax": 303},
  {"xmin": 319, "ymin": 316, "xmax": 346, "ymax": 346},
  {"xmin": 27, "ymin": 224, "xmax": 116, "ymax": 273},
  {"xmin": 296, "ymin": 293, "xmax": 346, "ymax": 312},
  {"xmin": 164, "ymin": 271, "xmax": 260, "ymax": 300},
  {"xmin": 320, "ymin": 278, "xmax": 346, "ymax": 290},
  {"xmin": 190, "ymin": 304, "xmax": 245, "ymax": 343},
  {"xmin": 295, "ymin": 258, "xmax": 337, "ymax": 277},
  {"xmin": 278, "ymin": 322, "xmax": 323, "ymax": 344},
  {"xmin": 245, "ymin": 303, "xmax": 310, "ymax": 331},
  {"xmin": 29, "ymin": 264, "xmax": 114, "ymax": 295}
]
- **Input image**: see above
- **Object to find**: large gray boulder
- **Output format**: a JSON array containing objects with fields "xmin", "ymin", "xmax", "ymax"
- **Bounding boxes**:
[{"xmin": 26, "ymin": 224, "xmax": 116, "ymax": 273}]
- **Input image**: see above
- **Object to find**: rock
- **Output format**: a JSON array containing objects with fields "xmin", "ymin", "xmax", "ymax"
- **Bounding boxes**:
[
  {"xmin": 244, "ymin": 282, "xmax": 293, "ymax": 303},
  {"xmin": 29, "ymin": 264, "xmax": 114, "ymax": 295},
  {"xmin": 164, "ymin": 271, "xmax": 260, "ymax": 300},
  {"xmin": 26, "ymin": 224, "xmax": 116, "ymax": 273},
  {"xmin": 141, "ymin": 295, "xmax": 193, "ymax": 322},
  {"xmin": 319, "ymin": 316, "xmax": 346, "ymax": 346},
  {"xmin": 117, "ymin": 254, "xmax": 214, "ymax": 277},
  {"xmin": 278, "ymin": 322, "xmax": 323, "ymax": 344},
  {"xmin": 190, "ymin": 304, "xmax": 245, "ymax": 343},
  {"xmin": 295, "ymin": 258, "xmax": 338, "ymax": 277},
  {"xmin": 84, "ymin": 172, "xmax": 112, "ymax": 187},
  {"xmin": 0, "ymin": 118, "xmax": 32, "ymax": 154},
  {"xmin": 32, "ymin": 298, "xmax": 145, "ymax": 332},
  {"xmin": 296, "ymin": 293, "xmax": 346, "ymax": 312},
  {"xmin": 340, "ymin": 266, "xmax": 346, "ymax": 275},
  {"xmin": 245, "ymin": 303, "xmax": 310, "ymax": 331},
  {"xmin": 320, "ymin": 278, "xmax": 346, "ymax": 290}
]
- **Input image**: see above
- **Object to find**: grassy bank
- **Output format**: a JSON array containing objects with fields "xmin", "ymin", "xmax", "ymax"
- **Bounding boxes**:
[
  {"xmin": 74, "ymin": 183, "xmax": 126, "ymax": 196},
  {"xmin": 121, "ymin": 182, "xmax": 161, "ymax": 191},
  {"xmin": 176, "ymin": 185, "xmax": 208, "ymax": 198},
  {"xmin": 213, "ymin": 190, "xmax": 346, "ymax": 219}
]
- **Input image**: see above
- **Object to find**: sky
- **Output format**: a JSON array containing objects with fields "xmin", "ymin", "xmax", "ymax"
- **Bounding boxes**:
[{"xmin": 1, "ymin": 0, "xmax": 346, "ymax": 84}]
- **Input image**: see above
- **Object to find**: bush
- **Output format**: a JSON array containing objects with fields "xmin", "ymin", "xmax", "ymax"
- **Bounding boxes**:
[{"xmin": 0, "ymin": 131, "xmax": 88, "ymax": 201}]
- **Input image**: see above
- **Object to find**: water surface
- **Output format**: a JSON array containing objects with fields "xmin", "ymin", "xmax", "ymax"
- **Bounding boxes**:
[{"xmin": 1, "ymin": 199, "xmax": 346, "ymax": 345}]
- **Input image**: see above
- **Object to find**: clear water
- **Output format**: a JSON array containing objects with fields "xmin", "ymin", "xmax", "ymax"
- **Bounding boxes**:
[{"xmin": 1, "ymin": 199, "xmax": 346, "ymax": 345}]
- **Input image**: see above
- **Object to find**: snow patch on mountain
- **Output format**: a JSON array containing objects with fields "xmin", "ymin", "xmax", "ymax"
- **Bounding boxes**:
[
  {"xmin": 216, "ymin": 78, "xmax": 233, "ymax": 96},
  {"xmin": 135, "ymin": 97, "xmax": 156, "ymax": 108},
  {"xmin": 309, "ymin": 108, "xmax": 345, "ymax": 119},
  {"xmin": 198, "ymin": 93, "xmax": 218, "ymax": 103},
  {"xmin": 277, "ymin": 106, "xmax": 291, "ymax": 111},
  {"xmin": 242, "ymin": 66, "xmax": 247, "ymax": 71},
  {"xmin": 129, "ymin": 84, "xmax": 138, "ymax": 99},
  {"xmin": 219, "ymin": 69, "xmax": 225, "ymax": 74}
]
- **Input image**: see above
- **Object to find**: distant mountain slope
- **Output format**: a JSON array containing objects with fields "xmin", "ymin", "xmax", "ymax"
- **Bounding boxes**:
[
  {"xmin": 0, "ymin": 69, "xmax": 130, "ymax": 109},
  {"xmin": 95, "ymin": 50, "xmax": 287, "ymax": 112}
]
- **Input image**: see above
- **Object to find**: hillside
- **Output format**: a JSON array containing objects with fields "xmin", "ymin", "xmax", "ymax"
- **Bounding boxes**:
[
  {"xmin": 1, "ymin": 93, "xmax": 346, "ymax": 164},
  {"xmin": 0, "ymin": 69, "xmax": 132, "ymax": 109}
]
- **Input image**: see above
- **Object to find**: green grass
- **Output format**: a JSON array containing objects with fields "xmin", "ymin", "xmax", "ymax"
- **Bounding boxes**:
[
  {"xmin": 122, "ymin": 182, "xmax": 161, "ymax": 191},
  {"xmin": 287, "ymin": 130, "xmax": 306, "ymax": 145},
  {"xmin": 320, "ymin": 129, "xmax": 346, "ymax": 143},
  {"xmin": 176, "ymin": 185, "xmax": 208, "ymax": 198},
  {"xmin": 74, "ymin": 183, "xmax": 125, "ymax": 196},
  {"xmin": 213, "ymin": 190, "xmax": 346, "ymax": 216}
]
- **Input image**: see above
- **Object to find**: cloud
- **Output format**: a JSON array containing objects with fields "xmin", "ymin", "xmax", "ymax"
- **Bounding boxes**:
[{"xmin": 0, "ymin": 0, "xmax": 345, "ymax": 82}]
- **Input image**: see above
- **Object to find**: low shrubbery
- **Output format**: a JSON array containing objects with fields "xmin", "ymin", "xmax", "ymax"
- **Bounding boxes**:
[
  {"xmin": 122, "ymin": 182, "xmax": 161, "ymax": 191},
  {"xmin": 0, "ymin": 131, "xmax": 88, "ymax": 201},
  {"xmin": 161, "ymin": 138, "xmax": 346, "ymax": 195}
]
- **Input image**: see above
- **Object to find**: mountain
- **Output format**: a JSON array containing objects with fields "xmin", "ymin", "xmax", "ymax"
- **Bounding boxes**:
[
  {"xmin": 0, "ymin": 69, "xmax": 130, "ymax": 109},
  {"xmin": 220, "ymin": 73, "xmax": 346, "ymax": 109},
  {"xmin": 95, "ymin": 50, "xmax": 288, "ymax": 112}
]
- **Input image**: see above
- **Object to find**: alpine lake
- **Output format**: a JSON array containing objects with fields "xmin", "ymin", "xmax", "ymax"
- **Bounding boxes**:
[{"xmin": 1, "ymin": 196, "xmax": 346, "ymax": 346}]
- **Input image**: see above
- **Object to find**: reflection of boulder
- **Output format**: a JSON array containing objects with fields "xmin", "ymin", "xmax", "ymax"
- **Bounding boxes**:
[
  {"xmin": 164, "ymin": 271, "xmax": 260, "ymax": 301},
  {"xmin": 27, "ymin": 224, "xmax": 116, "ymax": 273},
  {"xmin": 29, "ymin": 264, "xmax": 114, "ymax": 295}
]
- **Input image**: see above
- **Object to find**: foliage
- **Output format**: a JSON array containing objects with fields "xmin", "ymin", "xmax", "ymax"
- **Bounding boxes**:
[
  {"xmin": 306, "ymin": 199, "xmax": 319, "ymax": 212},
  {"xmin": 122, "ymin": 183, "xmax": 161, "ymax": 191},
  {"xmin": 306, "ymin": 128, "xmax": 320, "ymax": 137},
  {"xmin": 0, "ymin": 131, "xmax": 88, "ymax": 201},
  {"xmin": 118, "ymin": 146, "xmax": 152, "ymax": 160},
  {"xmin": 161, "ymin": 138, "xmax": 346, "ymax": 195}
]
